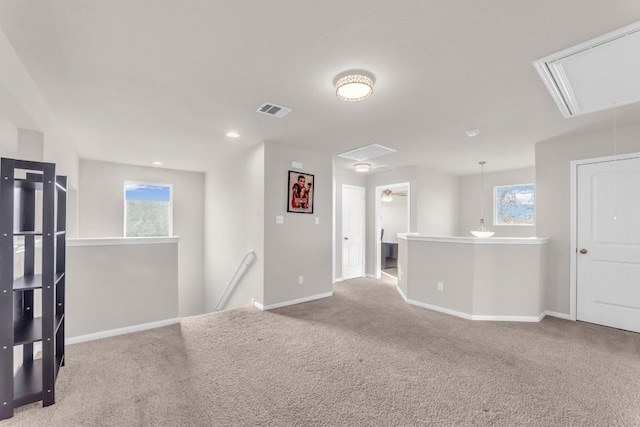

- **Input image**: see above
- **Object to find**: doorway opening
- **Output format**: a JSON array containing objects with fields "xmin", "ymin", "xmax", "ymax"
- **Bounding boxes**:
[{"xmin": 375, "ymin": 182, "xmax": 410, "ymax": 280}]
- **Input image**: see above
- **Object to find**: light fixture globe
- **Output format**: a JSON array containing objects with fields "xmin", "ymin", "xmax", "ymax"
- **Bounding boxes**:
[
  {"xmin": 381, "ymin": 189, "xmax": 393, "ymax": 202},
  {"xmin": 354, "ymin": 163, "xmax": 371, "ymax": 173},
  {"xmin": 335, "ymin": 74, "xmax": 374, "ymax": 101}
]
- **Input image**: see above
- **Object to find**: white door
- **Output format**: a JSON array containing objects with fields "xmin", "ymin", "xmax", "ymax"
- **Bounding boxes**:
[
  {"xmin": 576, "ymin": 156, "xmax": 640, "ymax": 333},
  {"xmin": 342, "ymin": 185, "xmax": 365, "ymax": 280}
]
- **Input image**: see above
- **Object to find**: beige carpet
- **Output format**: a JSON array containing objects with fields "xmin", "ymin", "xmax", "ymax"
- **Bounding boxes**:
[{"xmin": 5, "ymin": 278, "xmax": 640, "ymax": 426}]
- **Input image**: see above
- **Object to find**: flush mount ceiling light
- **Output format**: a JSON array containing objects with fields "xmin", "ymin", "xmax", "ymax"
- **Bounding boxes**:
[
  {"xmin": 151, "ymin": 161, "xmax": 163, "ymax": 166},
  {"xmin": 335, "ymin": 73, "xmax": 374, "ymax": 101},
  {"xmin": 354, "ymin": 163, "xmax": 372, "ymax": 173},
  {"xmin": 225, "ymin": 131, "xmax": 240, "ymax": 138},
  {"xmin": 466, "ymin": 129, "xmax": 480, "ymax": 137}
]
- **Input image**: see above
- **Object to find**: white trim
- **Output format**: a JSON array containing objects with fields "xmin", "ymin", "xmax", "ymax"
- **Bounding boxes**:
[
  {"xmin": 253, "ymin": 300, "xmax": 265, "ymax": 311},
  {"xmin": 569, "ymin": 151, "xmax": 640, "ymax": 322},
  {"xmin": 66, "ymin": 318, "xmax": 180, "ymax": 345},
  {"xmin": 542, "ymin": 310, "xmax": 572, "ymax": 320},
  {"xmin": 365, "ymin": 273, "xmax": 378, "ymax": 279},
  {"xmin": 67, "ymin": 236, "xmax": 180, "ymax": 247},
  {"xmin": 405, "ymin": 298, "xmax": 474, "ymax": 320},
  {"xmin": 397, "ymin": 234, "xmax": 549, "ymax": 245},
  {"xmin": 333, "ymin": 277, "xmax": 344, "ymax": 283},
  {"xmin": 395, "ymin": 285, "xmax": 408, "ymax": 302},
  {"xmin": 471, "ymin": 314, "xmax": 543, "ymax": 322},
  {"xmin": 260, "ymin": 292, "xmax": 333, "ymax": 310}
]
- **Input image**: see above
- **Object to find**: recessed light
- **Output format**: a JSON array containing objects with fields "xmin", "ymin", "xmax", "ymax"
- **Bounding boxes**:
[
  {"xmin": 465, "ymin": 129, "xmax": 480, "ymax": 137},
  {"xmin": 225, "ymin": 131, "xmax": 240, "ymax": 138},
  {"xmin": 151, "ymin": 161, "xmax": 163, "ymax": 166}
]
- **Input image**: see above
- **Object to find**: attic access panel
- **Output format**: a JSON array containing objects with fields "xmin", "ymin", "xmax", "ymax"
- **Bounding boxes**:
[{"xmin": 534, "ymin": 21, "xmax": 640, "ymax": 118}]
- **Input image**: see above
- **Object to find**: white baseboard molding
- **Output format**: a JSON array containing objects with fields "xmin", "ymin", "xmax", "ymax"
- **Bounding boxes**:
[
  {"xmin": 333, "ymin": 277, "xmax": 344, "ymax": 284},
  {"xmin": 471, "ymin": 314, "xmax": 543, "ymax": 322},
  {"xmin": 395, "ymin": 285, "xmax": 408, "ymax": 302},
  {"xmin": 405, "ymin": 298, "xmax": 474, "ymax": 320},
  {"xmin": 66, "ymin": 318, "xmax": 180, "ymax": 345},
  {"xmin": 253, "ymin": 299, "xmax": 265, "ymax": 310},
  {"xmin": 258, "ymin": 292, "xmax": 334, "ymax": 311},
  {"xmin": 402, "ymin": 296, "xmax": 546, "ymax": 323},
  {"xmin": 541, "ymin": 310, "xmax": 572, "ymax": 320},
  {"xmin": 365, "ymin": 274, "xmax": 378, "ymax": 279}
]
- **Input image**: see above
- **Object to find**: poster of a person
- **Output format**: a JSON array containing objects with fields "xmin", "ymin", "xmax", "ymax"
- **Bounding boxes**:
[{"xmin": 287, "ymin": 171, "xmax": 314, "ymax": 214}]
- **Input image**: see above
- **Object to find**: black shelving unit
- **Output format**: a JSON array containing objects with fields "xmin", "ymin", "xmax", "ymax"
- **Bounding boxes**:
[{"xmin": 0, "ymin": 158, "xmax": 66, "ymax": 420}]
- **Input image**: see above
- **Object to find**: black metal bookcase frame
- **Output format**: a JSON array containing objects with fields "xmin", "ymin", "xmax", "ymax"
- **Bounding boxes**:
[{"xmin": 0, "ymin": 158, "xmax": 66, "ymax": 420}]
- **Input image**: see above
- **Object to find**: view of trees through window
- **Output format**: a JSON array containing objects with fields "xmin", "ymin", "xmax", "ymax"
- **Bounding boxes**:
[{"xmin": 124, "ymin": 182, "xmax": 172, "ymax": 237}]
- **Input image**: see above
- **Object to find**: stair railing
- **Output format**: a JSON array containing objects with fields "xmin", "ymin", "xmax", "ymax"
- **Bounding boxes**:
[{"xmin": 215, "ymin": 250, "xmax": 256, "ymax": 311}]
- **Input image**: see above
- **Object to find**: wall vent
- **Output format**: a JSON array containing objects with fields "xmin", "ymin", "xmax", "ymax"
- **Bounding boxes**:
[
  {"xmin": 256, "ymin": 102, "xmax": 292, "ymax": 118},
  {"xmin": 534, "ymin": 21, "xmax": 640, "ymax": 118},
  {"xmin": 337, "ymin": 144, "xmax": 397, "ymax": 161},
  {"xmin": 372, "ymin": 165, "xmax": 394, "ymax": 172}
]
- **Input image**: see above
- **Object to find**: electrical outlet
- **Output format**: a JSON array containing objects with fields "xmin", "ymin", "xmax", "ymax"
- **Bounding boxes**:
[
  {"xmin": 437, "ymin": 282, "xmax": 444, "ymax": 291},
  {"xmin": 298, "ymin": 276, "xmax": 304, "ymax": 285}
]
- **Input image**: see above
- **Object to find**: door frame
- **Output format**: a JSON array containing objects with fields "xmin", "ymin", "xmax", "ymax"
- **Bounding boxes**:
[
  {"xmin": 341, "ymin": 184, "xmax": 365, "ymax": 280},
  {"xmin": 375, "ymin": 182, "xmax": 411, "ymax": 278},
  {"xmin": 570, "ymin": 151, "xmax": 640, "ymax": 321}
]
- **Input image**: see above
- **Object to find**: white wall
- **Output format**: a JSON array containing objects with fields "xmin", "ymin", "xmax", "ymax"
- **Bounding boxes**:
[
  {"xmin": 536, "ymin": 123, "xmax": 640, "ymax": 314},
  {"xmin": 365, "ymin": 166, "xmax": 459, "ymax": 275},
  {"xmin": 262, "ymin": 142, "xmax": 333, "ymax": 306},
  {"xmin": 458, "ymin": 167, "xmax": 536, "ymax": 237},
  {"xmin": 78, "ymin": 159, "xmax": 205, "ymax": 317},
  {"xmin": 66, "ymin": 239, "xmax": 179, "ymax": 338}
]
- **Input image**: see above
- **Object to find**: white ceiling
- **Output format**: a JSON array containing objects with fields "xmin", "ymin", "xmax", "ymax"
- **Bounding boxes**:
[{"xmin": 1, "ymin": 1, "xmax": 640, "ymax": 175}]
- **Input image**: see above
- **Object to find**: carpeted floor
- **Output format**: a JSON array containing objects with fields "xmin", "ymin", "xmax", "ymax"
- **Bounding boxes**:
[{"xmin": 4, "ymin": 278, "xmax": 640, "ymax": 426}]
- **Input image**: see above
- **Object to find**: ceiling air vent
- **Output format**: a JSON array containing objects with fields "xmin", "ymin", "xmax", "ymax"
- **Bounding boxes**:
[
  {"xmin": 337, "ymin": 144, "xmax": 397, "ymax": 161},
  {"xmin": 256, "ymin": 102, "xmax": 292, "ymax": 118},
  {"xmin": 372, "ymin": 165, "xmax": 394, "ymax": 172},
  {"xmin": 533, "ymin": 21, "xmax": 640, "ymax": 118}
]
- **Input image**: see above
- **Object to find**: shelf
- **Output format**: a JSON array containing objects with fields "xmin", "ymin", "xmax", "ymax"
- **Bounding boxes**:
[
  {"xmin": 14, "ymin": 318, "xmax": 42, "ymax": 345},
  {"xmin": 13, "ymin": 275, "xmax": 42, "ymax": 291},
  {"xmin": 14, "ymin": 359, "xmax": 43, "ymax": 407},
  {"xmin": 13, "ymin": 231, "xmax": 43, "ymax": 236}
]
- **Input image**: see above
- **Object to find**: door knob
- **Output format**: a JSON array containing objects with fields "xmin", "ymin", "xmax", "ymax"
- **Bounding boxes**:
[
  {"xmin": 579, "ymin": 248, "xmax": 588, "ymax": 254},
  {"xmin": 344, "ymin": 237, "xmax": 349, "ymax": 240}
]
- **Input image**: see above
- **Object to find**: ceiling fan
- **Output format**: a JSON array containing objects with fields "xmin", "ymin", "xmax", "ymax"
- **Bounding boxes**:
[{"xmin": 381, "ymin": 189, "xmax": 407, "ymax": 202}]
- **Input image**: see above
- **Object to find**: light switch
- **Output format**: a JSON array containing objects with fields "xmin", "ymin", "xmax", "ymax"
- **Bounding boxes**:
[
  {"xmin": 315, "ymin": 217, "xmax": 320, "ymax": 225},
  {"xmin": 276, "ymin": 215, "xmax": 284, "ymax": 224}
]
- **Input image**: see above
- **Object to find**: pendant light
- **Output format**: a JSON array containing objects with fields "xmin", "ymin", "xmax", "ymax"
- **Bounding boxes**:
[{"xmin": 470, "ymin": 161, "xmax": 494, "ymax": 238}]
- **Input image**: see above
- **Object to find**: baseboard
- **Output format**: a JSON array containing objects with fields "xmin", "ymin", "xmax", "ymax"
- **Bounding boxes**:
[
  {"xmin": 471, "ymin": 314, "xmax": 543, "ymax": 322},
  {"xmin": 253, "ymin": 299, "xmax": 265, "ymax": 310},
  {"xmin": 541, "ymin": 310, "xmax": 572, "ymax": 320},
  {"xmin": 333, "ymin": 277, "xmax": 344, "ymax": 284},
  {"xmin": 66, "ymin": 318, "xmax": 180, "ymax": 345},
  {"xmin": 402, "ymin": 297, "xmax": 543, "ymax": 323},
  {"xmin": 260, "ymin": 292, "xmax": 333, "ymax": 310},
  {"xmin": 405, "ymin": 298, "xmax": 474, "ymax": 320},
  {"xmin": 395, "ymin": 285, "xmax": 408, "ymax": 302},
  {"xmin": 365, "ymin": 274, "xmax": 378, "ymax": 279}
]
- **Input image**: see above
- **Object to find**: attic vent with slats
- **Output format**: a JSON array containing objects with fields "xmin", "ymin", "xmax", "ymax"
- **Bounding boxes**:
[
  {"xmin": 372, "ymin": 165, "xmax": 394, "ymax": 172},
  {"xmin": 337, "ymin": 144, "xmax": 397, "ymax": 161},
  {"xmin": 534, "ymin": 21, "xmax": 640, "ymax": 118},
  {"xmin": 256, "ymin": 102, "xmax": 292, "ymax": 118}
]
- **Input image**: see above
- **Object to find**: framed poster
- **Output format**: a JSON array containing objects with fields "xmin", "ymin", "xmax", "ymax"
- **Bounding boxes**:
[
  {"xmin": 494, "ymin": 183, "xmax": 535, "ymax": 225},
  {"xmin": 287, "ymin": 171, "xmax": 314, "ymax": 214}
]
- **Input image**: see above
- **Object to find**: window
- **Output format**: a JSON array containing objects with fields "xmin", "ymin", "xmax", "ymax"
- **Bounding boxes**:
[
  {"xmin": 124, "ymin": 182, "xmax": 172, "ymax": 237},
  {"xmin": 494, "ymin": 184, "xmax": 534, "ymax": 226}
]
